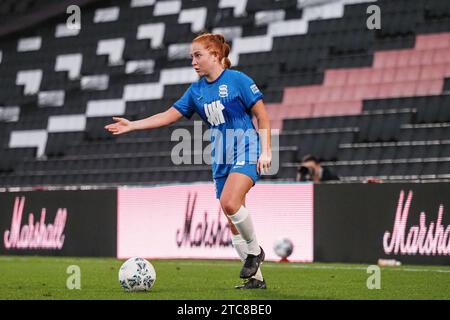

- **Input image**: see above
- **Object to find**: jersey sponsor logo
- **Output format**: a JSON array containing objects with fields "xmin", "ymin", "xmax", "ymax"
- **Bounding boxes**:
[
  {"xmin": 219, "ymin": 84, "xmax": 228, "ymax": 98},
  {"xmin": 204, "ymin": 100, "xmax": 225, "ymax": 126},
  {"xmin": 250, "ymin": 84, "xmax": 260, "ymax": 94},
  {"xmin": 235, "ymin": 161, "xmax": 245, "ymax": 166}
]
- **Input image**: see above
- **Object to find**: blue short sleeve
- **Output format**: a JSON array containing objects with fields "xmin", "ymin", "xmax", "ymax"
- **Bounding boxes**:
[
  {"xmin": 236, "ymin": 72, "xmax": 263, "ymax": 110},
  {"xmin": 173, "ymin": 85, "xmax": 195, "ymax": 119}
]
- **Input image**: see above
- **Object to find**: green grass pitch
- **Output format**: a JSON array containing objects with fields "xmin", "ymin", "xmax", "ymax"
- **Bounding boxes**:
[{"xmin": 0, "ymin": 256, "xmax": 449, "ymax": 300}]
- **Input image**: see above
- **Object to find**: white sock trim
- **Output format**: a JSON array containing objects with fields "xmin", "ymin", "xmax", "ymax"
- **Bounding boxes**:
[{"xmin": 227, "ymin": 205, "xmax": 248, "ymax": 224}]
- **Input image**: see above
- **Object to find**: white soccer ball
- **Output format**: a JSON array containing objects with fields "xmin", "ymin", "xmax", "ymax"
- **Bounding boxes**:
[
  {"xmin": 118, "ymin": 257, "xmax": 156, "ymax": 292},
  {"xmin": 273, "ymin": 238, "xmax": 294, "ymax": 258}
]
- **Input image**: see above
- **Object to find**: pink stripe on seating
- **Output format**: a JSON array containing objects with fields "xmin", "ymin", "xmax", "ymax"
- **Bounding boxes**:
[
  {"xmin": 415, "ymin": 33, "xmax": 450, "ymax": 50},
  {"xmin": 274, "ymin": 32, "xmax": 450, "ymax": 130}
]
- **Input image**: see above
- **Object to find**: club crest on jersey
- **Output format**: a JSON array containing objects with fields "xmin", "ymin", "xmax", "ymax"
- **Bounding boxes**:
[
  {"xmin": 219, "ymin": 85, "xmax": 228, "ymax": 98},
  {"xmin": 204, "ymin": 100, "xmax": 226, "ymax": 126}
]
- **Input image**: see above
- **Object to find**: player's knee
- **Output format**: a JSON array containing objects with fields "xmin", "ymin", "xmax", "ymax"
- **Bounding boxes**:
[{"xmin": 220, "ymin": 197, "xmax": 240, "ymax": 215}]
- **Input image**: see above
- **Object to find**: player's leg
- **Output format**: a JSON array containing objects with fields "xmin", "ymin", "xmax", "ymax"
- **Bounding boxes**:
[
  {"xmin": 221, "ymin": 172, "xmax": 256, "ymax": 252},
  {"xmin": 231, "ymin": 197, "xmax": 266, "ymax": 289},
  {"xmin": 227, "ymin": 216, "xmax": 240, "ymax": 235},
  {"xmin": 219, "ymin": 176, "xmax": 264, "ymax": 287},
  {"xmin": 216, "ymin": 171, "xmax": 265, "ymax": 284},
  {"xmin": 240, "ymin": 197, "xmax": 265, "ymax": 287},
  {"xmin": 216, "ymin": 176, "xmax": 240, "ymax": 236},
  {"xmin": 229, "ymin": 197, "xmax": 246, "ymax": 261},
  {"xmin": 220, "ymin": 172, "xmax": 265, "ymax": 279}
]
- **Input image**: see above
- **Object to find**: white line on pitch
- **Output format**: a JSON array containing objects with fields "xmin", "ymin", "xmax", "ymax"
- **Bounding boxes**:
[{"xmin": 161, "ymin": 261, "xmax": 450, "ymax": 273}]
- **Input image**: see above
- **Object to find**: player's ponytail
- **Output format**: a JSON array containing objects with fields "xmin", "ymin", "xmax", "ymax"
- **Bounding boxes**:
[
  {"xmin": 193, "ymin": 33, "xmax": 232, "ymax": 69},
  {"xmin": 221, "ymin": 42, "xmax": 231, "ymax": 69}
]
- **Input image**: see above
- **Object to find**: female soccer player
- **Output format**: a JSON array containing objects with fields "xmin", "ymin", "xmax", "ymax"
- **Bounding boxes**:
[{"xmin": 105, "ymin": 33, "xmax": 272, "ymax": 289}]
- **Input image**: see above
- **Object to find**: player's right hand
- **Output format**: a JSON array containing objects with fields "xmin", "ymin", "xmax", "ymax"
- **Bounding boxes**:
[{"xmin": 104, "ymin": 117, "xmax": 133, "ymax": 135}]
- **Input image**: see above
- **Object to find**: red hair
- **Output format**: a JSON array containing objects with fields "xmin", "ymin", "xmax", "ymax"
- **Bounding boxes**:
[{"xmin": 192, "ymin": 33, "xmax": 231, "ymax": 69}]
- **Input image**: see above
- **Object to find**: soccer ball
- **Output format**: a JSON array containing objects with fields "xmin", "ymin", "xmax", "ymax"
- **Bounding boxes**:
[
  {"xmin": 273, "ymin": 238, "xmax": 294, "ymax": 258},
  {"xmin": 118, "ymin": 257, "xmax": 156, "ymax": 292}
]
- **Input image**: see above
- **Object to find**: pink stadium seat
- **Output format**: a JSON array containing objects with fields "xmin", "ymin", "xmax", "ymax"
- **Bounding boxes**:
[
  {"xmin": 327, "ymin": 87, "xmax": 344, "ymax": 102},
  {"xmin": 358, "ymin": 68, "xmax": 374, "ymax": 85},
  {"xmin": 388, "ymin": 82, "xmax": 416, "ymax": 97},
  {"xmin": 265, "ymin": 105, "xmax": 283, "ymax": 130},
  {"xmin": 381, "ymin": 68, "xmax": 396, "ymax": 83},
  {"xmin": 373, "ymin": 52, "xmax": 391, "ymax": 69},
  {"xmin": 396, "ymin": 51, "xmax": 412, "ymax": 67},
  {"xmin": 265, "ymin": 104, "xmax": 279, "ymax": 123},
  {"xmin": 323, "ymin": 69, "xmax": 348, "ymax": 87},
  {"xmin": 311, "ymin": 102, "xmax": 331, "ymax": 117},
  {"xmin": 346, "ymin": 68, "xmax": 371, "ymax": 85},
  {"xmin": 368, "ymin": 69, "xmax": 384, "ymax": 84},
  {"xmin": 338, "ymin": 101, "xmax": 361, "ymax": 115},
  {"xmin": 433, "ymin": 48, "xmax": 450, "ymax": 64},
  {"xmin": 272, "ymin": 119, "xmax": 283, "ymax": 130},
  {"xmin": 281, "ymin": 104, "xmax": 300, "ymax": 118},
  {"xmin": 340, "ymin": 86, "xmax": 356, "ymax": 101},
  {"xmin": 395, "ymin": 66, "xmax": 421, "ymax": 82},
  {"xmin": 289, "ymin": 104, "xmax": 313, "ymax": 118},
  {"xmin": 282, "ymin": 88, "xmax": 298, "ymax": 104},
  {"xmin": 415, "ymin": 33, "xmax": 450, "ymax": 50},
  {"xmin": 360, "ymin": 85, "xmax": 380, "ymax": 100},
  {"xmin": 276, "ymin": 33, "xmax": 450, "ymax": 125},
  {"xmin": 275, "ymin": 104, "xmax": 296, "ymax": 119},
  {"xmin": 311, "ymin": 101, "xmax": 361, "ymax": 118},
  {"xmin": 415, "ymin": 80, "xmax": 443, "ymax": 96},
  {"xmin": 420, "ymin": 65, "xmax": 447, "ymax": 80},
  {"xmin": 298, "ymin": 86, "xmax": 321, "ymax": 104},
  {"xmin": 316, "ymin": 88, "xmax": 328, "ymax": 103},
  {"xmin": 376, "ymin": 83, "xmax": 391, "ymax": 97},
  {"xmin": 445, "ymin": 64, "xmax": 450, "ymax": 76},
  {"xmin": 411, "ymin": 50, "xmax": 434, "ymax": 66}
]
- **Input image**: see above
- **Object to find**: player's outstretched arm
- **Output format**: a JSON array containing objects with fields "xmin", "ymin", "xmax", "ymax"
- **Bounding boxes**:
[{"xmin": 104, "ymin": 107, "xmax": 183, "ymax": 135}]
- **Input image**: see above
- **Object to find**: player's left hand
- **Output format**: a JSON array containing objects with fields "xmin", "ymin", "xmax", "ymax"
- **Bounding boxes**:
[{"xmin": 257, "ymin": 152, "xmax": 272, "ymax": 175}]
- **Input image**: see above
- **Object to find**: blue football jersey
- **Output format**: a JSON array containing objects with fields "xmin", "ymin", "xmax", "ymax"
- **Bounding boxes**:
[{"xmin": 173, "ymin": 69, "xmax": 263, "ymax": 178}]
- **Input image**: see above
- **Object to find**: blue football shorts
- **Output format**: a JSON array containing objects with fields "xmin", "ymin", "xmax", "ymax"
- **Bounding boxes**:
[{"xmin": 213, "ymin": 163, "xmax": 260, "ymax": 199}]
